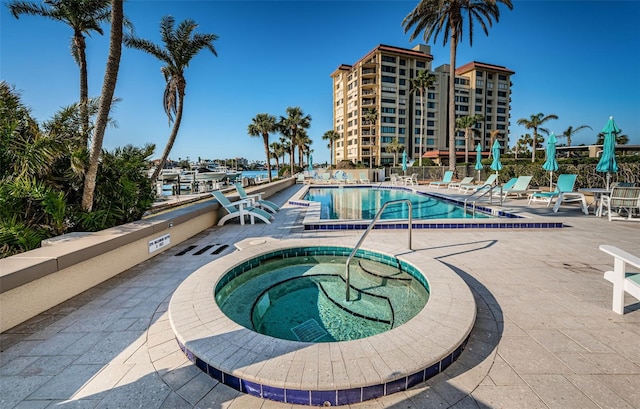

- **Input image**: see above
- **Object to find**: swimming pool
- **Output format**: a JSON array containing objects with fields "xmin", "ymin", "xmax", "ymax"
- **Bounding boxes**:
[
  {"xmin": 290, "ymin": 186, "xmax": 566, "ymax": 230},
  {"xmin": 304, "ymin": 186, "xmax": 490, "ymax": 220}
]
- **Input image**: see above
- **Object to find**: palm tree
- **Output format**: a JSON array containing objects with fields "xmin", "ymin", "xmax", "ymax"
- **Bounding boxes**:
[
  {"xmin": 81, "ymin": 0, "xmax": 123, "ymax": 211},
  {"xmin": 403, "ymin": 0, "xmax": 513, "ymax": 171},
  {"xmin": 387, "ymin": 137, "xmax": 404, "ymax": 166},
  {"xmin": 296, "ymin": 129, "xmax": 312, "ymax": 168},
  {"xmin": 455, "ymin": 114, "xmax": 484, "ymax": 163},
  {"xmin": 248, "ymin": 113, "xmax": 277, "ymax": 183},
  {"xmin": 279, "ymin": 106, "xmax": 311, "ymax": 174},
  {"xmin": 270, "ymin": 141, "xmax": 285, "ymax": 171},
  {"xmin": 321, "ymin": 130, "xmax": 340, "ymax": 169},
  {"xmin": 8, "ymin": 0, "xmax": 113, "ymax": 144},
  {"xmin": 557, "ymin": 124, "xmax": 592, "ymax": 156},
  {"xmin": 410, "ymin": 70, "xmax": 437, "ymax": 166},
  {"xmin": 596, "ymin": 132, "xmax": 629, "ymax": 145},
  {"xmin": 124, "ymin": 16, "xmax": 218, "ymax": 183},
  {"xmin": 364, "ymin": 108, "xmax": 378, "ymax": 167},
  {"xmin": 516, "ymin": 113, "xmax": 558, "ymax": 162}
]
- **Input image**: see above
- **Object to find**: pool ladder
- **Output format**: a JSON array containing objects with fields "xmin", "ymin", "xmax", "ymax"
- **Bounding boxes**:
[
  {"xmin": 345, "ymin": 199, "xmax": 413, "ymax": 301},
  {"xmin": 464, "ymin": 184, "xmax": 504, "ymax": 217}
]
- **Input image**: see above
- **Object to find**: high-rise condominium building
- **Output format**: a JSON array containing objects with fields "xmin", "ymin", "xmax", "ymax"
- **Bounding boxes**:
[{"xmin": 330, "ymin": 44, "xmax": 514, "ymax": 166}]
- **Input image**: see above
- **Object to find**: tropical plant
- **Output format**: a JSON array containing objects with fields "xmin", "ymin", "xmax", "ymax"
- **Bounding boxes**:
[
  {"xmin": 558, "ymin": 124, "xmax": 592, "ymax": 148},
  {"xmin": 248, "ymin": 113, "xmax": 277, "ymax": 183},
  {"xmin": 596, "ymin": 132, "xmax": 629, "ymax": 145},
  {"xmin": 387, "ymin": 137, "xmax": 404, "ymax": 166},
  {"xmin": 512, "ymin": 134, "xmax": 533, "ymax": 158},
  {"xmin": 296, "ymin": 128, "xmax": 312, "ymax": 168},
  {"xmin": 124, "ymin": 15, "xmax": 219, "ymax": 183},
  {"xmin": 321, "ymin": 130, "xmax": 340, "ymax": 169},
  {"xmin": 364, "ymin": 108, "xmax": 378, "ymax": 167},
  {"xmin": 278, "ymin": 106, "xmax": 311, "ymax": 173},
  {"xmin": 516, "ymin": 113, "xmax": 558, "ymax": 162},
  {"xmin": 410, "ymin": 70, "xmax": 437, "ymax": 165},
  {"xmin": 403, "ymin": 0, "xmax": 513, "ymax": 171},
  {"xmin": 7, "ymin": 0, "xmax": 112, "ymax": 144},
  {"xmin": 82, "ymin": 0, "xmax": 123, "ymax": 211},
  {"xmin": 269, "ymin": 141, "xmax": 284, "ymax": 171},
  {"xmin": 455, "ymin": 114, "xmax": 484, "ymax": 163}
]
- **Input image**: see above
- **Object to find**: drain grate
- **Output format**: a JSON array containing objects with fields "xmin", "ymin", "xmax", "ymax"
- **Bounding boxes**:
[
  {"xmin": 291, "ymin": 319, "xmax": 327, "ymax": 342},
  {"xmin": 175, "ymin": 245, "xmax": 197, "ymax": 256},
  {"xmin": 175, "ymin": 243, "xmax": 229, "ymax": 256}
]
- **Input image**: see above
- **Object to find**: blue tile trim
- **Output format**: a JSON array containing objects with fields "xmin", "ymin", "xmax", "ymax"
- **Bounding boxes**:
[{"xmin": 175, "ymin": 333, "xmax": 471, "ymax": 406}]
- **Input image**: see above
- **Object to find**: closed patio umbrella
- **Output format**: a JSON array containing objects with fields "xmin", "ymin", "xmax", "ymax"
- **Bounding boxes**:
[
  {"xmin": 490, "ymin": 139, "xmax": 502, "ymax": 177},
  {"xmin": 402, "ymin": 151, "xmax": 408, "ymax": 175},
  {"xmin": 308, "ymin": 154, "xmax": 313, "ymax": 172},
  {"xmin": 596, "ymin": 116, "xmax": 620, "ymax": 190},
  {"xmin": 542, "ymin": 132, "xmax": 559, "ymax": 190},
  {"xmin": 474, "ymin": 144, "xmax": 483, "ymax": 182}
]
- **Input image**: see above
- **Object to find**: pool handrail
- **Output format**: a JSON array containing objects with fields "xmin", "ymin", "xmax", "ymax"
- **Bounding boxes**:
[
  {"xmin": 464, "ymin": 184, "xmax": 503, "ymax": 216},
  {"xmin": 345, "ymin": 199, "xmax": 413, "ymax": 301}
]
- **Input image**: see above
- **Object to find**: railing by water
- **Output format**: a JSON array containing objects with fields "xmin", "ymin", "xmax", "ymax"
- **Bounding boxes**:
[
  {"xmin": 344, "ymin": 199, "xmax": 413, "ymax": 301},
  {"xmin": 464, "ymin": 184, "xmax": 503, "ymax": 217}
]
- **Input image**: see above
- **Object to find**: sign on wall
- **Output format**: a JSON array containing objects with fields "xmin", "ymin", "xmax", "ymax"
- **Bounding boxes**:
[{"xmin": 149, "ymin": 234, "xmax": 170, "ymax": 253}]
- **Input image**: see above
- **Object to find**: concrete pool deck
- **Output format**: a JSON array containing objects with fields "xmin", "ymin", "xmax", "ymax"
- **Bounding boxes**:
[{"xmin": 1, "ymin": 182, "xmax": 640, "ymax": 408}]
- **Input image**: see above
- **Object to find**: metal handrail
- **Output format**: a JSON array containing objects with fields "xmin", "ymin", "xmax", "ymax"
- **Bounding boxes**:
[
  {"xmin": 464, "ymin": 184, "xmax": 504, "ymax": 217},
  {"xmin": 345, "ymin": 199, "xmax": 412, "ymax": 301}
]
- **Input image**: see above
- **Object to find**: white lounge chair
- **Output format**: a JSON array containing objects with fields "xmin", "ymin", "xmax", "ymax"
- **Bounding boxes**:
[
  {"xmin": 429, "ymin": 171, "xmax": 453, "ymax": 189},
  {"xmin": 459, "ymin": 174, "xmax": 497, "ymax": 193},
  {"xmin": 448, "ymin": 176, "xmax": 474, "ymax": 190},
  {"xmin": 598, "ymin": 186, "xmax": 640, "ymax": 221},
  {"xmin": 499, "ymin": 175, "xmax": 533, "ymax": 200},
  {"xmin": 359, "ymin": 172, "xmax": 370, "ymax": 184},
  {"xmin": 212, "ymin": 190, "xmax": 273, "ymax": 226},
  {"xmin": 600, "ymin": 245, "xmax": 640, "ymax": 314},
  {"xmin": 233, "ymin": 182, "xmax": 280, "ymax": 214}
]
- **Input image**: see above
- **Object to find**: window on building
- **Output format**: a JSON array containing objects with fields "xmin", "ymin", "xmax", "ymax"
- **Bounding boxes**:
[
  {"xmin": 382, "ymin": 116, "xmax": 396, "ymax": 123},
  {"xmin": 475, "ymin": 106, "xmax": 482, "ymax": 112},
  {"xmin": 498, "ymin": 83, "xmax": 508, "ymax": 89},
  {"xmin": 399, "ymin": 69, "xmax": 406, "ymax": 75},
  {"xmin": 381, "ymin": 65, "xmax": 396, "ymax": 73},
  {"xmin": 427, "ymin": 120, "xmax": 435, "ymax": 126},
  {"xmin": 487, "ymin": 90, "xmax": 493, "ymax": 96},
  {"xmin": 399, "ymin": 90, "xmax": 406, "ymax": 95},
  {"xmin": 497, "ymin": 108, "xmax": 506, "ymax": 114},
  {"xmin": 476, "ymin": 79, "xmax": 484, "ymax": 87},
  {"xmin": 381, "ymin": 126, "xmax": 396, "ymax": 133},
  {"xmin": 382, "ymin": 76, "xmax": 396, "ymax": 83},
  {"xmin": 426, "ymin": 138, "xmax": 435, "ymax": 145},
  {"xmin": 399, "ymin": 79, "xmax": 406, "ymax": 85},
  {"xmin": 382, "ymin": 55, "xmax": 396, "ymax": 63},
  {"xmin": 428, "ymin": 92, "xmax": 436, "ymax": 99},
  {"xmin": 399, "ymin": 128, "xmax": 405, "ymax": 135},
  {"xmin": 381, "ymin": 98, "xmax": 396, "ymax": 104},
  {"xmin": 499, "ymin": 74, "xmax": 507, "ymax": 80},
  {"xmin": 399, "ymin": 109, "xmax": 406, "ymax": 115},
  {"xmin": 427, "ymin": 102, "xmax": 435, "ymax": 108},
  {"xmin": 427, "ymin": 130, "xmax": 434, "ymax": 136},
  {"xmin": 476, "ymin": 88, "xmax": 483, "ymax": 94},
  {"xmin": 400, "ymin": 59, "xmax": 406, "ymax": 66},
  {"xmin": 398, "ymin": 118, "xmax": 406, "ymax": 124},
  {"xmin": 498, "ymin": 91, "xmax": 507, "ymax": 97},
  {"xmin": 476, "ymin": 71, "xmax": 483, "ymax": 77},
  {"xmin": 416, "ymin": 61, "xmax": 426, "ymax": 68}
]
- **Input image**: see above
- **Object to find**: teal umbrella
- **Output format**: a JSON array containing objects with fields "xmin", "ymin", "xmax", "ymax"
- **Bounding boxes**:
[
  {"xmin": 474, "ymin": 144, "xmax": 483, "ymax": 182},
  {"xmin": 402, "ymin": 151, "xmax": 408, "ymax": 175},
  {"xmin": 490, "ymin": 139, "xmax": 502, "ymax": 177},
  {"xmin": 308, "ymin": 154, "xmax": 313, "ymax": 172},
  {"xmin": 542, "ymin": 132, "xmax": 559, "ymax": 190},
  {"xmin": 596, "ymin": 116, "xmax": 620, "ymax": 190}
]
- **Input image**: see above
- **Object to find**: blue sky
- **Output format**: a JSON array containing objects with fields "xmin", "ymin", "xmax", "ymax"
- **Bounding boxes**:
[{"xmin": 2, "ymin": 0, "xmax": 639, "ymax": 165}]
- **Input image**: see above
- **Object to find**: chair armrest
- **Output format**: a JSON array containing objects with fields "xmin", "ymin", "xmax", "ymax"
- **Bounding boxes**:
[{"xmin": 600, "ymin": 245, "xmax": 640, "ymax": 269}]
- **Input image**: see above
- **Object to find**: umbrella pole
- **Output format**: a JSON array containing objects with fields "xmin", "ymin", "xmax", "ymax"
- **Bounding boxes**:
[
  {"xmin": 606, "ymin": 173, "xmax": 610, "ymax": 191},
  {"xmin": 550, "ymin": 171, "xmax": 553, "ymax": 191}
]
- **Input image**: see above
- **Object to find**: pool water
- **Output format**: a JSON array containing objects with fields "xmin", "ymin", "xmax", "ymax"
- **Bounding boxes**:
[
  {"xmin": 216, "ymin": 254, "xmax": 429, "ymax": 342},
  {"xmin": 304, "ymin": 187, "xmax": 491, "ymax": 220}
]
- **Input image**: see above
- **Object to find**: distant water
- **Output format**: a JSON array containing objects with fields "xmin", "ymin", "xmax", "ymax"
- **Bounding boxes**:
[{"xmin": 241, "ymin": 170, "xmax": 278, "ymax": 179}]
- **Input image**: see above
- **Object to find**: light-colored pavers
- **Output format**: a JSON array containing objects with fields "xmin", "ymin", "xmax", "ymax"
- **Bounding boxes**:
[{"xmin": 1, "ymin": 183, "xmax": 639, "ymax": 408}]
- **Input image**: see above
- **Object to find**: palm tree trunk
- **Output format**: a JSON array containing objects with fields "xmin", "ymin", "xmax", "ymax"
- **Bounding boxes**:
[
  {"xmin": 419, "ymin": 88, "xmax": 424, "ymax": 166},
  {"xmin": 465, "ymin": 129, "xmax": 469, "ymax": 163},
  {"xmin": 75, "ymin": 31, "xmax": 90, "ymax": 148},
  {"xmin": 448, "ymin": 34, "xmax": 457, "ymax": 172},
  {"xmin": 531, "ymin": 129, "xmax": 537, "ymax": 163},
  {"xmin": 81, "ymin": 0, "xmax": 123, "ymax": 212},
  {"xmin": 151, "ymin": 93, "xmax": 184, "ymax": 183},
  {"xmin": 263, "ymin": 135, "xmax": 272, "ymax": 182}
]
